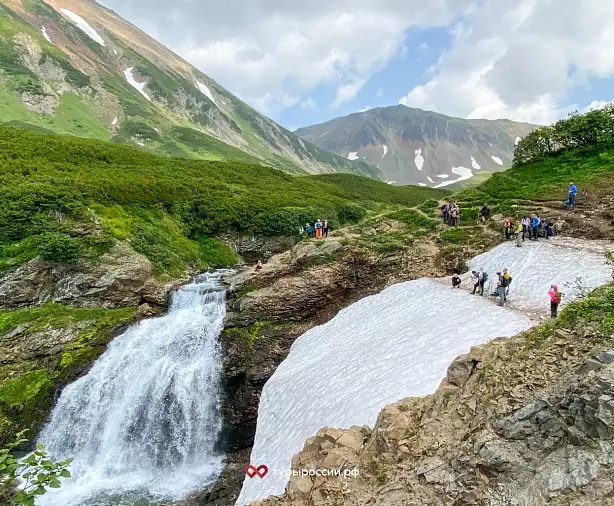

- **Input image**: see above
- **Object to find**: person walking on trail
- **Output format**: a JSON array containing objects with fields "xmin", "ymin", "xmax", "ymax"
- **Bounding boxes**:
[
  {"xmin": 479, "ymin": 204, "xmax": 490, "ymax": 223},
  {"xmin": 568, "ymin": 182, "xmax": 578, "ymax": 209},
  {"xmin": 515, "ymin": 221, "xmax": 523, "ymax": 247},
  {"xmin": 441, "ymin": 202, "xmax": 450, "ymax": 225},
  {"xmin": 452, "ymin": 274, "xmax": 462, "ymax": 288},
  {"xmin": 548, "ymin": 285, "xmax": 562, "ymax": 318},
  {"xmin": 471, "ymin": 271, "xmax": 480, "ymax": 294},
  {"xmin": 545, "ymin": 219, "xmax": 554, "ymax": 239},
  {"xmin": 521, "ymin": 216, "xmax": 530, "ymax": 241},
  {"xmin": 323, "ymin": 220, "xmax": 329, "ymax": 238},
  {"xmin": 503, "ymin": 217, "xmax": 511, "ymax": 240},
  {"xmin": 503, "ymin": 268, "xmax": 513, "ymax": 295},
  {"xmin": 315, "ymin": 219, "xmax": 323, "ymax": 239},
  {"xmin": 305, "ymin": 223, "xmax": 314, "ymax": 238},
  {"xmin": 531, "ymin": 214, "xmax": 540, "ymax": 241}
]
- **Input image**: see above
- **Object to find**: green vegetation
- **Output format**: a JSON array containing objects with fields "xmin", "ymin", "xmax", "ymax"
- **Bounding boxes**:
[
  {"xmin": 1, "ymin": 431, "xmax": 71, "ymax": 506},
  {"xmin": 0, "ymin": 126, "xmax": 444, "ymax": 275},
  {"xmin": 514, "ymin": 105, "xmax": 614, "ymax": 166}
]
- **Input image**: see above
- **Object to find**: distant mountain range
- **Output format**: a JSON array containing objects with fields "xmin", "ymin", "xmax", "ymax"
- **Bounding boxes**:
[
  {"xmin": 295, "ymin": 105, "xmax": 537, "ymax": 187},
  {"xmin": 0, "ymin": 0, "xmax": 378, "ymax": 177}
]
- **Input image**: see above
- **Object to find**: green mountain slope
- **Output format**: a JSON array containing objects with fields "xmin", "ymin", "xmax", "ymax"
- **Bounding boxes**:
[
  {"xmin": 0, "ymin": 0, "xmax": 380, "ymax": 177},
  {"xmin": 295, "ymin": 105, "xmax": 537, "ymax": 186},
  {"xmin": 0, "ymin": 125, "xmax": 446, "ymax": 276}
]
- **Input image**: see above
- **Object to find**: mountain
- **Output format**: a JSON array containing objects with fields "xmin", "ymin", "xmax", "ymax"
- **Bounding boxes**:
[
  {"xmin": 0, "ymin": 0, "xmax": 380, "ymax": 178},
  {"xmin": 295, "ymin": 105, "xmax": 537, "ymax": 187}
]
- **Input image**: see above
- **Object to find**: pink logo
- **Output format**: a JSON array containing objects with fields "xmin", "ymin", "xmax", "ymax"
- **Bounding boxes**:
[{"xmin": 245, "ymin": 464, "xmax": 269, "ymax": 478}]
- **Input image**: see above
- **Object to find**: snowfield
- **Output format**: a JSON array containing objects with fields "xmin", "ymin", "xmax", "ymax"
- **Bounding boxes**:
[
  {"xmin": 236, "ymin": 238, "xmax": 613, "ymax": 505},
  {"xmin": 41, "ymin": 26, "xmax": 53, "ymax": 45},
  {"xmin": 382, "ymin": 145, "xmax": 388, "ymax": 159},
  {"xmin": 347, "ymin": 152, "xmax": 359, "ymax": 160},
  {"xmin": 492, "ymin": 155, "xmax": 504, "ymax": 165},
  {"xmin": 471, "ymin": 156, "xmax": 481, "ymax": 171},
  {"xmin": 414, "ymin": 148, "xmax": 424, "ymax": 170},
  {"xmin": 60, "ymin": 9, "xmax": 105, "ymax": 46},
  {"xmin": 435, "ymin": 166, "xmax": 474, "ymax": 188},
  {"xmin": 196, "ymin": 81, "xmax": 216, "ymax": 104},
  {"xmin": 124, "ymin": 68, "xmax": 151, "ymax": 101}
]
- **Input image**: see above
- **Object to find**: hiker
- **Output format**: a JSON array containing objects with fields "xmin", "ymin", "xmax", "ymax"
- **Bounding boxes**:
[
  {"xmin": 521, "ymin": 216, "xmax": 530, "ymax": 241},
  {"xmin": 315, "ymin": 219, "xmax": 323, "ymax": 239},
  {"xmin": 255, "ymin": 259, "xmax": 263, "ymax": 272},
  {"xmin": 450, "ymin": 203, "xmax": 460, "ymax": 227},
  {"xmin": 471, "ymin": 271, "xmax": 480, "ymax": 294},
  {"xmin": 503, "ymin": 217, "xmax": 511, "ymax": 240},
  {"xmin": 496, "ymin": 272, "xmax": 507, "ymax": 306},
  {"xmin": 479, "ymin": 269, "xmax": 488, "ymax": 296},
  {"xmin": 479, "ymin": 204, "xmax": 490, "ymax": 223},
  {"xmin": 471, "ymin": 270, "xmax": 487, "ymax": 295},
  {"xmin": 452, "ymin": 274, "xmax": 462, "ymax": 288},
  {"xmin": 515, "ymin": 220, "xmax": 523, "ymax": 247},
  {"xmin": 323, "ymin": 220, "xmax": 329, "ymax": 238},
  {"xmin": 568, "ymin": 182, "xmax": 578, "ymax": 209},
  {"xmin": 441, "ymin": 202, "xmax": 450, "ymax": 224},
  {"xmin": 503, "ymin": 268, "xmax": 513, "ymax": 295},
  {"xmin": 531, "ymin": 214, "xmax": 540, "ymax": 241},
  {"xmin": 305, "ymin": 223, "xmax": 314, "ymax": 238},
  {"xmin": 548, "ymin": 284, "xmax": 562, "ymax": 318},
  {"xmin": 545, "ymin": 220, "xmax": 554, "ymax": 239}
]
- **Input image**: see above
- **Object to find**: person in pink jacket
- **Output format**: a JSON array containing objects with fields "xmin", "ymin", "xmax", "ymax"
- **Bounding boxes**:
[{"xmin": 548, "ymin": 285, "xmax": 562, "ymax": 318}]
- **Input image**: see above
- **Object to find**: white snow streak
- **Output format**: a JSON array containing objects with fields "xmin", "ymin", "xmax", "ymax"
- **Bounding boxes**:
[
  {"xmin": 111, "ymin": 117, "xmax": 118, "ymax": 126},
  {"xmin": 436, "ymin": 174, "xmax": 450, "ymax": 179},
  {"xmin": 492, "ymin": 155, "xmax": 504, "ymax": 166},
  {"xmin": 414, "ymin": 148, "xmax": 424, "ymax": 171},
  {"xmin": 41, "ymin": 26, "xmax": 54, "ymax": 45},
  {"xmin": 382, "ymin": 145, "xmax": 388, "ymax": 159},
  {"xmin": 471, "ymin": 156, "xmax": 481, "ymax": 171},
  {"xmin": 123, "ymin": 67, "xmax": 151, "ymax": 101},
  {"xmin": 434, "ymin": 166, "xmax": 474, "ymax": 188},
  {"xmin": 60, "ymin": 9, "xmax": 105, "ymax": 46},
  {"xmin": 196, "ymin": 81, "xmax": 216, "ymax": 104},
  {"xmin": 347, "ymin": 152, "xmax": 359, "ymax": 161},
  {"xmin": 515, "ymin": 136, "xmax": 522, "ymax": 145},
  {"xmin": 113, "ymin": 49, "xmax": 118, "ymax": 55},
  {"xmin": 427, "ymin": 177, "xmax": 435, "ymax": 183},
  {"xmin": 417, "ymin": 183, "xmax": 427, "ymax": 187}
]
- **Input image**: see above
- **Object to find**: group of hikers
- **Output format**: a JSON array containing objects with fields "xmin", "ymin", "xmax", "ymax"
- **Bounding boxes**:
[
  {"xmin": 503, "ymin": 214, "xmax": 555, "ymax": 246},
  {"xmin": 302, "ymin": 219, "xmax": 329, "ymax": 239},
  {"xmin": 452, "ymin": 269, "xmax": 562, "ymax": 317},
  {"xmin": 441, "ymin": 202, "xmax": 461, "ymax": 227}
]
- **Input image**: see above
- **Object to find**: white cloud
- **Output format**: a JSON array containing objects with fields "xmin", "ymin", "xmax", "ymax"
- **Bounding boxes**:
[
  {"xmin": 300, "ymin": 97, "xmax": 316, "ymax": 110},
  {"xmin": 100, "ymin": 0, "xmax": 473, "ymax": 116},
  {"xmin": 399, "ymin": 0, "xmax": 614, "ymax": 124}
]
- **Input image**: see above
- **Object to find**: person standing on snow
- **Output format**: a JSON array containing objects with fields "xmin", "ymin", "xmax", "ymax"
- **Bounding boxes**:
[
  {"xmin": 531, "ymin": 214, "xmax": 540, "ymax": 241},
  {"xmin": 521, "ymin": 216, "xmax": 530, "ymax": 241},
  {"xmin": 515, "ymin": 221, "xmax": 523, "ymax": 247},
  {"xmin": 496, "ymin": 272, "xmax": 507, "ymax": 306},
  {"xmin": 568, "ymin": 182, "xmax": 578, "ymax": 209},
  {"xmin": 452, "ymin": 274, "xmax": 462, "ymax": 288},
  {"xmin": 548, "ymin": 285, "xmax": 562, "ymax": 318}
]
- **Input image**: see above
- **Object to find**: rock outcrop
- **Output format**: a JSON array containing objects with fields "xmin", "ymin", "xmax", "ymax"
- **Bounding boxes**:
[
  {"xmin": 0, "ymin": 242, "xmax": 173, "ymax": 310},
  {"xmin": 253, "ymin": 285, "xmax": 614, "ymax": 506}
]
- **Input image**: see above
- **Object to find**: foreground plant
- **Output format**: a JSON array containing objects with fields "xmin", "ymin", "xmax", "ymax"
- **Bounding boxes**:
[{"xmin": 0, "ymin": 430, "xmax": 72, "ymax": 506}]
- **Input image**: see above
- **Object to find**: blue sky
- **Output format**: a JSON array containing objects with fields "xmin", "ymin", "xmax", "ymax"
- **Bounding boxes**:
[{"xmin": 101, "ymin": 0, "xmax": 614, "ymax": 129}]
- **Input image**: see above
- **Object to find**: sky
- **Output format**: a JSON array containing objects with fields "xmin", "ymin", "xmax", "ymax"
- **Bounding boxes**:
[{"xmin": 98, "ymin": 0, "xmax": 614, "ymax": 130}]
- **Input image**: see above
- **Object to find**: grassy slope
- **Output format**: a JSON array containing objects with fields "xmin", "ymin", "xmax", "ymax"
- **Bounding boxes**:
[{"xmin": 0, "ymin": 126, "xmax": 445, "ymax": 276}]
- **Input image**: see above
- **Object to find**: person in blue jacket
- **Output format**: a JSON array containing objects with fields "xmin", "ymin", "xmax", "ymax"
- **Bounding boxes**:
[
  {"xmin": 531, "ymin": 214, "xmax": 540, "ymax": 241},
  {"xmin": 568, "ymin": 182, "xmax": 578, "ymax": 209}
]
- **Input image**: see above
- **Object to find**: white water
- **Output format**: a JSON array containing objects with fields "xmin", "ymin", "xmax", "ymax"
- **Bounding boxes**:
[
  {"xmin": 37, "ymin": 273, "xmax": 228, "ymax": 506},
  {"xmin": 237, "ymin": 239, "xmax": 612, "ymax": 505}
]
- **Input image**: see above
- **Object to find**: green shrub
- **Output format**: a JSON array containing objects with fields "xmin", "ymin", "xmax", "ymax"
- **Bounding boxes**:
[
  {"xmin": 37, "ymin": 233, "xmax": 81, "ymax": 263},
  {"xmin": 338, "ymin": 203, "xmax": 365, "ymax": 223}
]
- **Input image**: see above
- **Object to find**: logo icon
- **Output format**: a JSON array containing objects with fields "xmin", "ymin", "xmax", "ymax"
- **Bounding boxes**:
[{"xmin": 245, "ymin": 464, "xmax": 269, "ymax": 478}]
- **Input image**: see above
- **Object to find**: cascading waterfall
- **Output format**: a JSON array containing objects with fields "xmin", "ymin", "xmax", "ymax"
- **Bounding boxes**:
[{"xmin": 37, "ymin": 272, "xmax": 230, "ymax": 506}]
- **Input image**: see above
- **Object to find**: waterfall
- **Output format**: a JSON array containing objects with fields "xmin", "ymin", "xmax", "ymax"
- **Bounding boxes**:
[{"xmin": 37, "ymin": 272, "xmax": 229, "ymax": 506}]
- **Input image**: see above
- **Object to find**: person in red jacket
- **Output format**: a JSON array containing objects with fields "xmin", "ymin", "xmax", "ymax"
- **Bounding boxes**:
[{"xmin": 548, "ymin": 285, "xmax": 562, "ymax": 318}]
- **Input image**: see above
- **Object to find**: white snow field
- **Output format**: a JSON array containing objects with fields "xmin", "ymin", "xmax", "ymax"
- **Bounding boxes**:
[
  {"xmin": 41, "ymin": 26, "xmax": 53, "ymax": 44},
  {"xmin": 196, "ymin": 81, "xmax": 216, "ymax": 104},
  {"xmin": 492, "ymin": 155, "xmax": 504, "ymax": 165},
  {"xmin": 465, "ymin": 238, "xmax": 612, "ymax": 311},
  {"xmin": 124, "ymin": 67, "xmax": 151, "ymax": 101},
  {"xmin": 237, "ymin": 238, "xmax": 613, "ymax": 505},
  {"xmin": 236, "ymin": 279, "xmax": 532, "ymax": 505},
  {"xmin": 60, "ymin": 9, "xmax": 105, "ymax": 46},
  {"xmin": 347, "ymin": 152, "xmax": 359, "ymax": 160},
  {"xmin": 382, "ymin": 145, "xmax": 388, "ymax": 159},
  {"xmin": 414, "ymin": 148, "xmax": 424, "ymax": 170},
  {"xmin": 435, "ymin": 166, "xmax": 474, "ymax": 188},
  {"xmin": 471, "ymin": 156, "xmax": 481, "ymax": 171}
]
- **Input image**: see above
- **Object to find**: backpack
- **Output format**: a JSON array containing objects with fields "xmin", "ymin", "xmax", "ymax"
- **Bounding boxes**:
[
  {"xmin": 482, "ymin": 272, "xmax": 488, "ymax": 282},
  {"xmin": 553, "ymin": 291, "xmax": 562, "ymax": 304}
]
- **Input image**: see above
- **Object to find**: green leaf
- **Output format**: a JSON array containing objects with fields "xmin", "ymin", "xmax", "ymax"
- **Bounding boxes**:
[{"xmin": 60, "ymin": 469, "xmax": 71, "ymax": 478}]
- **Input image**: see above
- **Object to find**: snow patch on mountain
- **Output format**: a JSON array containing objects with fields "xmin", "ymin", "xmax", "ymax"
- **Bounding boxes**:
[
  {"xmin": 427, "ymin": 177, "xmax": 435, "ymax": 183},
  {"xmin": 124, "ymin": 68, "xmax": 151, "ymax": 102},
  {"xmin": 434, "ymin": 166, "xmax": 474, "ymax": 188},
  {"xmin": 437, "ymin": 174, "xmax": 450, "ymax": 179},
  {"xmin": 417, "ymin": 183, "xmax": 427, "ymax": 187},
  {"xmin": 60, "ymin": 9, "xmax": 105, "ymax": 46},
  {"xmin": 41, "ymin": 26, "xmax": 53, "ymax": 45},
  {"xmin": 382, "ymin": 145, "xmax": 388, "ymax": 159},
  {"xmin": 348, "ymin": 152, "xmax": 359, "ymax": 161},
  {"xmin": 414, "ymin": 148, "xmax": 424, "ymax": 171},
  {"xmin": 515, "ymin": 136, "xmax": 522, "ymax": 145},
  {"xmin": 492, "ymin": 156, "xmax": 503, "ymax": 165},
  {"xmin": 471, "ymin": 156, "xmax": 481, "ymax": 171},
  {"xmin": 196, "ymin": 81, "xmax": 216, "ymax": 104}
]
